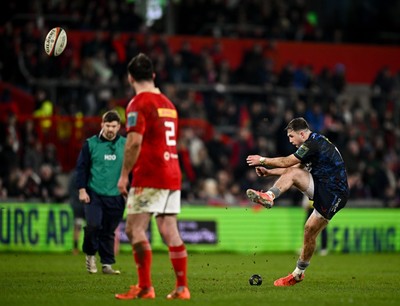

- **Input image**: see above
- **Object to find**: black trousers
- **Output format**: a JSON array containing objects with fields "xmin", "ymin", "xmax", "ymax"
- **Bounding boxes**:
[{"xmin": 82, "ymin": 191, "xmax": 125, "ymax": 265}]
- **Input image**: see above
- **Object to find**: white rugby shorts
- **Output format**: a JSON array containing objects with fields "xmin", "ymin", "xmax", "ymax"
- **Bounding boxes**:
[{"xmin": 126, "ymin": 187, "xmax": 181, "ymax": 215}]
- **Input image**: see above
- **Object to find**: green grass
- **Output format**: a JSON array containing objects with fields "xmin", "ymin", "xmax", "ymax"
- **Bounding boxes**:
[{"xmin": 0, "ymin": 252, "xmax": 399, "ymax": 306}]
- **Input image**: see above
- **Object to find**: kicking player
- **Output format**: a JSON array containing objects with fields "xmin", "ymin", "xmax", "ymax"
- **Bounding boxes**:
[{"xmin": 246, "ymin": 117, "xmax": 349, "ymax": 286}]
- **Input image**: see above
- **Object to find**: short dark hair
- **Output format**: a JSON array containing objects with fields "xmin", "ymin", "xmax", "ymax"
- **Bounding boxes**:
[
  {"xmin": 284, "ymin": 117, "xmax": 310, "ymax": 131},
  {"xmin": 102, "ymin": 110, "xmax": 121, "ymax": 123},
  {"xmin": 127, "ymin": 53, "xmax": 154, "ymax": 81}
]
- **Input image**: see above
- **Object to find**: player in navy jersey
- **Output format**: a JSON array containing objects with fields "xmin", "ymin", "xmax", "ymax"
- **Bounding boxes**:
[{"xmin": 246, "ymin": 117, "xmax": 349, "ymax": 286}]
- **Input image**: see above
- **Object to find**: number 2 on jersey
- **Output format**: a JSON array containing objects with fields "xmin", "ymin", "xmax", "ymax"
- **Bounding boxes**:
[{"xmin": 164, "ymin": 121, "xmax": 176, "ymax": 146}]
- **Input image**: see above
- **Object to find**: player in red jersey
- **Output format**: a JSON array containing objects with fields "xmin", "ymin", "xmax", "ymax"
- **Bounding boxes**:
[{"xmin": 115, "ymin": 53, "xmax": 190, "ymax": 300}]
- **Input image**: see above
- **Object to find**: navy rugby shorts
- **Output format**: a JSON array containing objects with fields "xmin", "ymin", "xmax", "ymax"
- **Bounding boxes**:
[{"xmin": 312, "ymin": 182, "xmax": 348, "ymax": 220}]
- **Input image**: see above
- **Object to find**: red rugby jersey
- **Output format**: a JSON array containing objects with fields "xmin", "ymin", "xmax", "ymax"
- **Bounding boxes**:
[{"xmin": 125, "ymin": 92, "xmax": 181, "ymax": 190}]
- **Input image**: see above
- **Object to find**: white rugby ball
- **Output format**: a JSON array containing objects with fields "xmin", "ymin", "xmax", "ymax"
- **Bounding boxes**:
[{"xmin": 44, "ymin": 27, "xmax": 67, "ymax": 56}]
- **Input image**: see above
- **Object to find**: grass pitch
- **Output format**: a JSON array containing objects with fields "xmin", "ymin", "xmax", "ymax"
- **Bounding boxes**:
[{"xmin": 0, "ymin": 252, "xmax": 399, "ymax": 306}]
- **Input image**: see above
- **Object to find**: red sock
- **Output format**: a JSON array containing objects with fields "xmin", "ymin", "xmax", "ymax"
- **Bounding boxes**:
[
  {"xmin": 133, "ymin": 241, "xmax": 152, "ymax": 288},
  {"xmin": 169, "ymin": 244, "xmax": 188, "ymax": 287}
]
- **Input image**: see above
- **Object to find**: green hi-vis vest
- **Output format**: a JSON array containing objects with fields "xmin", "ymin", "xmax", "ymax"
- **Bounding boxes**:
[{"xmin": 87, "ymin": 135, "xmax": 126, "ymax": 196}]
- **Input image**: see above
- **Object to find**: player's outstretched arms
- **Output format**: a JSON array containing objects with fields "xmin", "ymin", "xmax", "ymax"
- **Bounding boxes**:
[{"xmin": 246, "ymin": 155, "xmax": 264, "ymax": 166}]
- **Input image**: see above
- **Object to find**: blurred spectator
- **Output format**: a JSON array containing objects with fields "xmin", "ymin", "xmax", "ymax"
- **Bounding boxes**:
[
  {"xmin": 197, "ymin": 178, "xmax": 219, "ymax": 203},
  {"xmin": 0, "ymin": 112, "xmax": 20, "ymax": 153},
  {"xmin": 342, "ymin": 140, "xmax": 365, "ymax": 198},
  {"xmin": 372, "ymin": 66, "xmax": 395, "ymax": 95},
  {"xmin": 168, "ymin": 53, "xmax": 190, "ymax": 84},
  {"xmin": 206, "ymin": 169, "xmax": 237, "ymax": 206},
  {"xmin": 304, "ymin": 102, "xmax": 325, "ymax": 132},
  {"xmin": 38, "ymin": 163, "xmax": 65, "ymax": 203},
  {"xmin": 177, "ymin": 89, "xmax": 207, "ymax": 120},
  {"xmin": 33, "ymin": 89, "xmax": 54, "ymax": 133},
  {"xmin": 43, "ymin": 143, "xmax": 62, "ymax": 174},
  {"xmin": 2, "ymin": 166, "xmax": 41, "ymax": 200},
  {"xmin": 0, "ymin": 89, "xmax": 19, "ymax": 119},
  {"xmin": 0, "ymin": 134, "xmax": 20, "ymax": 182},
  {"xmin": 205, "ymin": 131, "xmax": 231, "ymax": 171},
  {"xmin": 20, "ymin": 119, "xmax": 39, "ymax": 152},
  {"xmin": 177, "ymin": 40, "xmax": 199, "ymax": 77},
  {"xmin": 22, "ymin": 140, "xmax": 43, "ymax": 174},
  {"xmin": 276, "ymin": 109, "xmax": 297, "ymax": 156},
  {"xmin": 0, "ymin": 177, "xmax": 7, "ymax": 200},
  {"xmin": 371, "ymin": 66, "xmax": 395, "ymax": 120},
  {"xmin": 230, "ymin": 127, "xmax": 254, "ymax": 179},
  {"xmin": 3, "ymin": 168, "xmax": 30, "ymax": 199},
  {"xmin": 81, "ymin": 31, "xmax": 111, "ymax": 59},
  {"xmin": 293, "ymin": 64, "xmax": 315, "ymax": 90},
  {"xmin": 236, "ymin": 43, "xmax": 265, "ymax": 85},
  {"xmin": 331, "ymin": 63, "xmax": 347, "ymax": 94},
  {"xmin": 207, "ymin": 95, "xmax": 240, "ymax": 128},
  {"xmin": 277, "ymin": 62, "xmax": 295, "ymax": 87},
  {"xmin": 239, "ymin": 168, "xmax": 266, "ymax": 194},
  {"xmin": 316, "ymin": 67, "xmax": 334, "ymax": 98},
  {"xmin": 217, "ymin": 59, "xmax": 234, "ymax": 85},
  {"xmin": 182, "ymin": 127, "xmax": 208, "ymax": 174},
  {"xmin": 199, "ymin": 49, "xmax": 218, "ymax": 84},
  {"xmin": 323, "ymin": 102, "xmax": 346, "ymax": 148}
]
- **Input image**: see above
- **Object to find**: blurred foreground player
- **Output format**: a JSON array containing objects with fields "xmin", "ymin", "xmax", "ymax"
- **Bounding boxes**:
[
  {"xmin": 246, "ymin": 117, "xmax": 348, "ymax": 286},
  {"xmin": 115, "ymin": 53, "xmax": 190, "ymax": 300},
  {"xmin": 76, "ymin": 110, "xmax": 126, "ymax": 275}
]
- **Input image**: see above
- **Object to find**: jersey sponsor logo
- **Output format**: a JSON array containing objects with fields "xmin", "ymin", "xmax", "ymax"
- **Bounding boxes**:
[
  {"xmin": 127, "ymin": 112, "xmax": 138, "ymax": 128},
  {"xmin": 296, "ymin": 144, "xmax": 309, "ymax": 158},
  {"xmin": 158, "ymin": 108, "xmax": 177, "ymax": 118},
  {"xmin": 104, "ymin": 154, "xmax": 116, "ymax": 160},
  {"xmin": 164, "ymin": 151, "xmax": 179, "ymax": 160}
]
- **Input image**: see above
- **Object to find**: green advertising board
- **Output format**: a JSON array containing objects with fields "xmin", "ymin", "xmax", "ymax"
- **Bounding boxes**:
[
  {"xmin": 0, "ymin": 203, "xmax": 73, "ymax": 252},
  {"xmin": 0, "ymin": 203, "xmax": 399, "ymax": 253}
]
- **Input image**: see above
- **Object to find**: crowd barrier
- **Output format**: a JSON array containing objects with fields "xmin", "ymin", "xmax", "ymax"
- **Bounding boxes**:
[{"xmin": 0, "ymin": 203, "xmax": 398, "ymax": 253}]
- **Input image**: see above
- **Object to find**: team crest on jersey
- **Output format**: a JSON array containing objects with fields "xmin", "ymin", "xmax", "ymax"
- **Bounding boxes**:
[
  {"xmin": 127, "ymin": 112, "xmax": 138, "ymax": 128},
  {"xmin": 296, "ymin": 144, "xmax": 309, "ymax": 158}
]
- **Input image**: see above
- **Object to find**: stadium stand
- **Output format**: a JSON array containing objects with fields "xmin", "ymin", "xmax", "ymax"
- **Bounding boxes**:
[{"xmin": 0, "ymin": 0, "xmax": 399, "ymax": 207}]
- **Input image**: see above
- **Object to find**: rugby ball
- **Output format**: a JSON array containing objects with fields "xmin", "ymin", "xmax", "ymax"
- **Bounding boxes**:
[{"xmin": 44, "ymin": 27, "xmax": 67, "ymax": 56}]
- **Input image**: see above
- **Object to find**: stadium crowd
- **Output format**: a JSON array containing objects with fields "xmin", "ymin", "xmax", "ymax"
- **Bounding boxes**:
[
  {"xmin": 3, "ymin": 0, "xmax": 399, "ymax": 44},
  {"xmin": 0, "ymin": 1, "xmax": 399, "ymax": 207}
]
